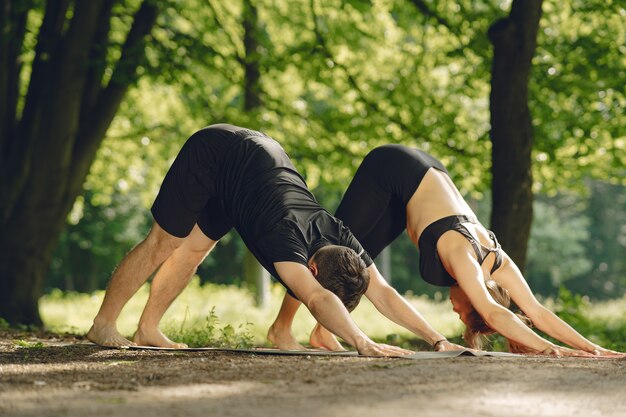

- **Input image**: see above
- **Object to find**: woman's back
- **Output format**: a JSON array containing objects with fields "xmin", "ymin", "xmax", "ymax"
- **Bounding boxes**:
[{"xmin": 406, "ymin": 168, "xmax": 498, "ymax": 258}]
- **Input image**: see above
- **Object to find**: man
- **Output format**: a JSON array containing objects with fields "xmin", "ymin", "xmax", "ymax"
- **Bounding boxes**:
[{"xmin": 87, "ymin": 124, "xmax": 408, "ymax": 356}]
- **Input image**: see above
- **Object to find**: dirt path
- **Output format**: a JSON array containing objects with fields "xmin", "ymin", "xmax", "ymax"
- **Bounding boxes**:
[{"xmin": 1, "ymin": 332, "xmax": 625, "ymax": 417}]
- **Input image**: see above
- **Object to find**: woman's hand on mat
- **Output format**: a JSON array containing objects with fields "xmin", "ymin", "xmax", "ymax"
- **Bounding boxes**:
[
  {"xmin": 587, "ymin": 345, "xmax": 626, "ymax": 358},
  {"xmin": 540, "ymin": 344, "xmax": 595, "ymax": 357}
]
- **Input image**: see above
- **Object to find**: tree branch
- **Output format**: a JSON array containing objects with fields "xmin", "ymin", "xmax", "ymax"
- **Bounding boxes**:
[
  {"xmin": 406, "ymin": 0, "xmax": 474, "ymax": 50},
  {"xmin": 206, "ymin": 0, "xmax": 244, "ymax": 63},
  {"xmin": 69, "ymin": 1, "xmax": 159, "ymax": 199},
  {"xmin": 261, "ymin": 94, "xmax": 356, "ymax": 161},
  {"xmin": 407, "ymin": 0, "xmax": 455, "ymax": 33},
  {"xmin": 0, "ymin": 0, "xmax": 29, "ymax": 157},
  {"xmin": 1, "ymin": 0, "xmax": 70, "ymax": 225},
  {"xmin": 151, "ymin": 26, "xmax": 240, "ymax": 84},
  {"xmin": 19, "ymin": 0, "xmax": 71, "ymax": 135},
  {"xmin": 81, "ymin": 0, "xmax": 117, "ymax": 118},
  {"xmin": 243, "ymin": 0, "xmax": 262, "ymax": 111}
]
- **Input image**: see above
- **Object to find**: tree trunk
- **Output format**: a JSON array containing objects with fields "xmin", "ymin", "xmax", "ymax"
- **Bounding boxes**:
[
  {"xmin": 379, "ymin": 246, "xmax": 392, "ymax": 283},
  {"xmin": 0, "ymin": 1, "xmax": 158, "ymax": 325},
  {"xmin": 241, "ymin": 0, "xmax": 270, "ymax": 307},
  {"xmin": 488, "ymin": 0, "xmax": 543, "ymax": 271}
]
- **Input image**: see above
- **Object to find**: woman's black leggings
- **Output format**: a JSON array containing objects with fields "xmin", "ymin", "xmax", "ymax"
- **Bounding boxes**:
[{"xmin": 335, "ymin": 144, "xmax": 448, "ymax": 259}]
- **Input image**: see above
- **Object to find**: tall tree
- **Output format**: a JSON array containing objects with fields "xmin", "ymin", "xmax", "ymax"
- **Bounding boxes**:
[
  {"xmin": 0, "ymin": 0, "xmax": 158, "ymax": 325},
  {"xmin": 488, "ymin": 0, "xmax": 543, "ymax": 269},
  {"xmin": 241, "ymin": 0, "xmax": 270, "ymax": 307}
]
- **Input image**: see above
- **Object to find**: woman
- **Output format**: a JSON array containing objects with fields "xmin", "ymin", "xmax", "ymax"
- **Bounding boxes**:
[{"xmin": 268, "ymin": 144, "xmax": 623, "ymax": 356}]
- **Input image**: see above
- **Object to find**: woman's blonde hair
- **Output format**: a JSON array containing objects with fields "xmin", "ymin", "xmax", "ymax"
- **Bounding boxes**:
[{"xmin": 463, "ymin": 280, "xmax": 534, "ymax": 353}]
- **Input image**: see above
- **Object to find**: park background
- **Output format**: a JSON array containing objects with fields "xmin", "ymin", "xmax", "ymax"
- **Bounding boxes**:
[{"xmin": 0, "ymin": 0, "xmax": 624, "ymax": 349}]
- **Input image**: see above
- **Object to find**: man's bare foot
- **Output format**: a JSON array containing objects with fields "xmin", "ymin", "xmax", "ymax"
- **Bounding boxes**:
[
  {"xmin": 309, "ymin": 323, "xmax": 346, "ymax": 351},
  {"xmin": 133, "ymin": 326, "xmax": 188, "ymax": 348},
  {"xmin": 87, "ymin": 323, "xmax": 137, "ymax": 347},
  {"xmin": 267, "ymin": 324, "xmax": 306, "ymax": 350}
]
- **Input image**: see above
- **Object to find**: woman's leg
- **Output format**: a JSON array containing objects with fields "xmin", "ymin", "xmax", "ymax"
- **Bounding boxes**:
[
  {"xmin": 335, "ymin": 159, "xmax": 406, "ymax": 259},
  {"xmin": 267, "ymin": 293, "xmax": 306, "ymax": 350},
  {"xmin": 309, "ymin": 322, "xmax": 346, "ymax": 351}
]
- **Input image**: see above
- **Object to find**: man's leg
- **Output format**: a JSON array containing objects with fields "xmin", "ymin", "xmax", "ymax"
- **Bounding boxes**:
[
  {"xmin": 267, "ymin": 293, "xmax": 306, "ymax": 350},
  {"xmin": 133, "ymin": 224, "xmax": 217, "ymax": 348},
  {"xmin": 87, "ymin": 222, "xmax": 184, "ymax": 346}
]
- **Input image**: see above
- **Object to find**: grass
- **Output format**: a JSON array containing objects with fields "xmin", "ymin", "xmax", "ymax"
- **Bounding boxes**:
[
  {"xmin": 13, "ymin": 340, "xmax": 45, "ymax": 349},
  {"xmin": 40, "ymin": 277, "xmax": 463, "ymax": 347},
  {"xmin": 39, "ymin": 278, "xmax": 626, "ymax": 350}
]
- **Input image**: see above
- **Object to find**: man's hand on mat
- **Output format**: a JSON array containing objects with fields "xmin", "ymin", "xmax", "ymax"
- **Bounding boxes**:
[
  {"xmin": 133, "ymin": 326, "xmax": 188, "ymax": 349},
  {"xmin": 309, "ymin": 323, "xmax": 346, "ymax": 351},
  {"xmin": 87, "ymin": 323, "xmax": 137, "ymax": 347}
]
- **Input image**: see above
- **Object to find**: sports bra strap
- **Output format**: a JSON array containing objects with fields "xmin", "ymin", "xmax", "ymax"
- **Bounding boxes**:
[{"xmin": 454, "ymin": 223, "xmax": 502, "ymax": 274}]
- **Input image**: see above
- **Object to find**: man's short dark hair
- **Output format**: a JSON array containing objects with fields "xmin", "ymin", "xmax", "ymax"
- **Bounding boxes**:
[{"xmin": 311, "ymin": 245, "xmax": 370, "ymax": 311}]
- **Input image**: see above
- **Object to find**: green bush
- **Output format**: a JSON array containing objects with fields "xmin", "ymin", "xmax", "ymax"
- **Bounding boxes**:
[
  {"xmin": 553, "ymin": 287, "xmax": 626, "ymax": 351},
  {"xmin": 163, "ymin": 307, "xmax": 254, "ymax": 349}
]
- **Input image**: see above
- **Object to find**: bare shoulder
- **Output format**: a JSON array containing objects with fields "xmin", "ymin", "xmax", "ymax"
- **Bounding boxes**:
[
  {"xmin": 491, "ymin": 251, "xmax": 524, "ymax": 285},
  {"xmin": 437, "ymin": 231, "xmax": 479, "ymax": 267}
]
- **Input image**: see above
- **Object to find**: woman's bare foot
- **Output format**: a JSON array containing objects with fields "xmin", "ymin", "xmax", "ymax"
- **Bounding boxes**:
[
  {"xmin": 133, "ymin": 326, "xmax": 188, "ymax": 348},
  {"xmin": 267, "ymin": 324, "xmax": 306, "ymax": 350},
  {"xmin": 309, "ymin": 323, "xmax": 346, "ymax": 351},
  {"xmin": 87, "ymin": 323, "xmax": 137, "ymax": 347}
]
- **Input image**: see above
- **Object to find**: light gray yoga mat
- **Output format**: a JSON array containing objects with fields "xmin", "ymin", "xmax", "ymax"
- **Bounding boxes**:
[{"xmin": 124, "ymin": 345, "xmax": 520, "ymax": 359}]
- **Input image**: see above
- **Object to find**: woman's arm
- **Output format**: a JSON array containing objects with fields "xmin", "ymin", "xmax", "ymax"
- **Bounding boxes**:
[
  {"xmin": 364, "ymin": 264, "xmax": 465, "ymax": 351},
  {"xmin": 494, "ymin": 256, "xmax": 624, "ymax": 357},
  {"xmin": 445, "ymin": 248, "xmax": 559, "ymax": 353}
]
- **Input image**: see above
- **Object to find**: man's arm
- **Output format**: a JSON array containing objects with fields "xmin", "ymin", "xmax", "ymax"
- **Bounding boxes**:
[
  {"xmin": 273, "ymin": 261, "xmax": 411, "ymax": 356},
  {"xmin": 364, "ymin": 264, "xmax": 465, "ymax": 351}
]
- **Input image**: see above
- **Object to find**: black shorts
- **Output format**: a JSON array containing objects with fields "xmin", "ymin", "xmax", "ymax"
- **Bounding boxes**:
[{"xmin": 151, "ymin": 126, "xmax": 237, "ymax": 239}]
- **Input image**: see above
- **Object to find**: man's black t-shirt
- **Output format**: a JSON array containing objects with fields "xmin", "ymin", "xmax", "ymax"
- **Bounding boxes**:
[
  {"xmin": 151, "ymin": 124, "xmax": 373, "ymax": 292},
  {"xmin": 219, "ymin": 128, "xmax": 372, "ymax": 286}
]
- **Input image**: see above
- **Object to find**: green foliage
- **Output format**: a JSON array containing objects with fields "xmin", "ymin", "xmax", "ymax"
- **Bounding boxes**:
[
  {"xmin": 531, "ymin": 0, "xmax": 626, "ymax": 192},
  {"xmin": 41, "ymin": 0, "xmax": 625, "ymax": 301},
  {"xmin": 47, "ymin": 190, "xmax": 151, "ymax": 292},
  {"xmin": 584, "ymin": 181, "xmax": 626, "ymax": 296},
  {"xmin": 553, "ymin": 287, "xmax": 626, "ymax": 351},
  {"xmin": 526, "ymin": 197, "xmax": 592, "ymax": 295},
  {"xmin": 0, "ymin": 317, "xmax": 10, "ymax": 331},
  {"xmin": 163, "ymin": 307, "xmax": 254, "ymax": 348},
  {"xmin": 526, "ymin": 183, "xmax": 626, "ymax": 299},
  {"xmin": 13, "ymin": 340, "xmax": 45, "ymax": 349}
]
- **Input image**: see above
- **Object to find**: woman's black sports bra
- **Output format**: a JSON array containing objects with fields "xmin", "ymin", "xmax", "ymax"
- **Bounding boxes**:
[{"xmin": 418, "ymin": 215, "xmax": 503, "ymax": 287}]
